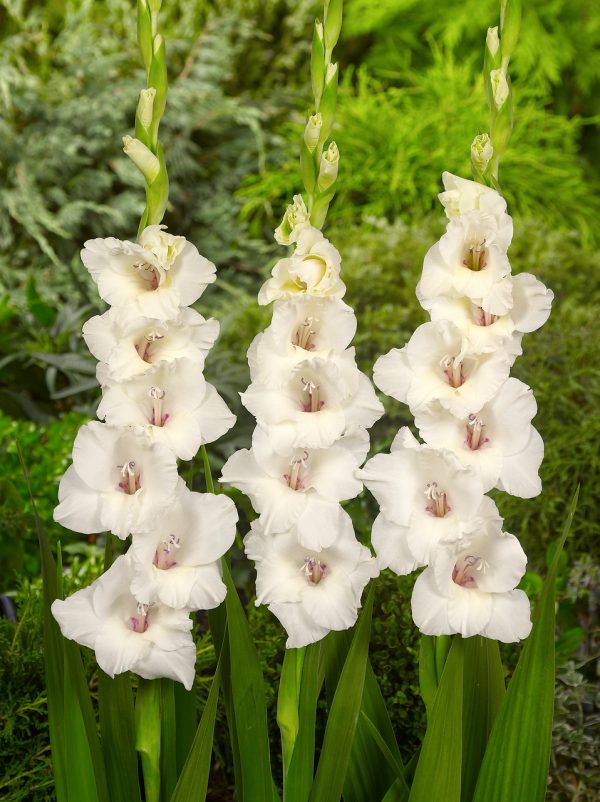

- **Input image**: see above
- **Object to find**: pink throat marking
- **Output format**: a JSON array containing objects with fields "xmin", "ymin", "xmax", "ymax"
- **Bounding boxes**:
[
  {"xmin": 117, "ymin": 461, "xmax": 141, "ymax": 494},
  {"xmin": 153, "ymin": 534, "xmax": 181, "ymax": 570},
  {"xmin": 284, "ymin": 452, "xmax": 308, "ymax": 491},
  {"xmin": 293, "ymin": 317, "xmax": 317, "ymax": 351},
  {"xmin": 475, "ymin": 307, "xmax": 498, "ymax": 327},
  {"xmin": 132, "ymin": 260, "xmax": 160, "ymax": 291},
  {"xmin": 441, "ymin": 355, "xmax": 466, "ymax": 388},
  {"xmin": 302, "ymin": 557, "xmax": 327, "ymax": 585},
  {"xmin": 425, "ymin": 482, "xmax": 451, "ymax": 517},
  {"xmin": 463, "ymin": 240, "xmax": 487, "ymax": 271},
  {"xmin": 135, "ymin": 331, "xmax": 165, "ymax": 363},
  {"xmin": 130, "ymin": 603, "xmax": 150, "ymax": 632},
  {"xmin": 149, "ymin": 386, "xmax": 169, "ymax": 427},
  {"xmin": 466, "ymin": 414, "xmax": 489, "ymax": 450},
  {"xmin": 300, "ymin": 377, "xmax": 325, "ymax": 412},
  {"xmin": 452, "ymin": 555, "xmax": 482, "ymax": 588}
]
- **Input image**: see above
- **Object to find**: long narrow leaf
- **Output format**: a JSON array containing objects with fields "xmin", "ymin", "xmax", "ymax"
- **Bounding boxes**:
[
  {"xmin": 309, "ymin": 589, "xmax": 374, "ymax": 802},
  {"xmin": 224, "ymin": 561, "xmax": 277, "ymax": 802},
  {"xmin": 136, "ymin": 678, "xmax": 162, "ymax": 802},
  {"xmin": 408, "ymin": 637, "xmax": 464, "ymax": 802},
  {"xmin": 160, "ymin": 679, "xmax": 178, "ymax": 802},
  {"xmin": 170, "ymin": 658, "xmax": 222, "ymax": 802},
  {"xmin": 461, "ymin": 637, "xmax": 505, "ymax": 802},
  {"xmin": 472, "ymin": 486, "xmax": 579, "ymax": 802},
  {"xmin": 98, "ymin": 671, "xmax": 141, "ymax": 802},
  {"xmin": 174, "ymin": 682, "xmax": 197, "ymax": 775},
  {"xmin": 382, "ymin": 778, "xmax": 410, "ymax": 802}
]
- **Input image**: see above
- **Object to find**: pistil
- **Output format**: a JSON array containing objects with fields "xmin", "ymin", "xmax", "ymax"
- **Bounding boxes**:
[
  {"xmin": 463, "ymin": 240, "xmax": 487, "ymax": 271},
  {"xmin": 284, "ymin": 451, "xmax": 308, "ymax": 491},
  {"xmin": 300, "ymin": 377, "xmax": 324, "ymax": 412},
  {"xmin": 153, "ymin": 534, "xmax": 181, "ymax": 570},
  {"xmin": 425, "ymin": 481, "xmax": 451, "ymax": 517},
  {"xmin": 149, "ymin": 386, "xmax": 168, "ymax": 426},
  {"xmin": 301, "ymin": 557, "xmax": 327, "ymax": 585},
  {"xmin": 452, "ymin": 555, "xmax": 483, "ymax": 588},
  {"xmin": 132, "ymin": 260, "xmax": 160, "ymax": 290},
  {"xmin": 466, "ymin": 414, "xmax": 489, "ymax": 450},
  {"xmin": 293, "ymin": 317, "xmax": 316, "ymax": 350},
  {"xmin": 440, "ymin": 355, "xmax": 465, "ymax": 388},
  {"xmin": 118, "ymin": 460, "xmax": 141, "ymax": 495},
  {"xmin": 130, "ymin": 602, "xmax": 150, "ymax": 632},
  {"xmin": 135, "ymin": 330, "xmax": 165, "ymax": 362}
]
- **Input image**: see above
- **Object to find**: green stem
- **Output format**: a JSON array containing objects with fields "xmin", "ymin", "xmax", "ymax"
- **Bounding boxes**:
[
  {"xmin": 135, "ymin": 679, "xmax": 161, "ymax": 802},
  {"xmin": 277, "ymin": 647, "xmax": 306, "ymax": 787}
]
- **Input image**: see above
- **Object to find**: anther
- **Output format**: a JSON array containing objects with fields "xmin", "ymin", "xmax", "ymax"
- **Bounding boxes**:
[
  {"xmin": 425, "ymin": 481, "xmax": 451, "ymax": 517},
  {"xmin": 301, "ymin": 557, "xmax": 327, "ymax": 585},
  {"xmin": 118, "ymin": 460, "xmax": 140, "ymax": 495},
  {"xmin": 149, "ymin": 386, "xmax": 168, "ymax": 426},
  {"xmin": 463, "ymin": 240, "xmax": 487, "ymax": 271},
  {"xmin": 466, "ymin": 414, "xmax": 489, "ymax": 450}
]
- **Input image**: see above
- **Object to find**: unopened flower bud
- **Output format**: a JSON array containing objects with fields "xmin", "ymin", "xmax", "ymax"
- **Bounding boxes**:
[
  {"xmin": 486, "ymin": 26, "xmax": 500, "ymax": 58},
  {"xmin": 490, "ymin": 68, "xmax": 509, "ymax": 109},
  {"xmin": 123, "ymin": 136, "xmax": 160, "ymax": 182},
  {"xmin": 325, "ymin": 61, "xmax": 338, "ymax": 87},
  {"xmin": 304, "ymin": 113, "xmax": 323, "ymax": 153},
  {"xmin": 137, "ymin": 88, "xmax": 156, "ymax": 130},
  {"xmin": 274, "ymin": 195, "xmax": 310, "ymax": 246},
  {"xmin": 317, "ymin": 142, "xmax": 339, "ymax": 192},
  {"xmin": 471, "ymin": 133, "xmax": 493, "ymax": 175}
]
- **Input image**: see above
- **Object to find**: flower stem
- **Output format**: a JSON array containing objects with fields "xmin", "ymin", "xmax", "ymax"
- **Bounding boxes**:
[
  {"xmin": 277, "ymin": 646, "xmax": 306, "ymax": 787},
  {"xmin": 135, "ymin": 678, "xmax": 161, "ymax": 802}
]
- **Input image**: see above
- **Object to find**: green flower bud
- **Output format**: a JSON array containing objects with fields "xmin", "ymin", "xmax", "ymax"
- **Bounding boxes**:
[
  {"xmin": 486, "ymin": 26, "xmax": 500, "ymax": 59},
  {"xmin": 324, "ymin": 0, "xmax": 343, "ymax": 52},
  {"xmin": 317, "ymin": 141, "xmax": 339, "ymax": 192},
  {"xmin": 319, "ymin": 62, "xmax": 338, "ymax": 139},
  {"xmin": 137, "ymin": 0, "xmax": 153, "ymax": 74},
  {"xmin": 149, "ymin": 34, "xmax": 167, "ymax": 126},
  {"xmin": 471, "ymin": 133, "xmax": 493, "ymax": 176},
  {"xmin": 137, "ymin": 88, "xmax": 156, "ymax": 130},
  {"xmin": 123, "ymin": 135, "xmax": 160, "ymax": 183},
  {"xmin": 500, "ymin": 0, "xmax": 522, "ymax": 63},
  {"xmin": 303, "ymin": 112, "xmax": 323, "ymax": 152},
  {"xmin": 490, "ymin": 68, "xmax": 509, "ymax": 109},
  {"xmin": 274, "ymin": 194, "xmax": 310, "ymax": 246}
]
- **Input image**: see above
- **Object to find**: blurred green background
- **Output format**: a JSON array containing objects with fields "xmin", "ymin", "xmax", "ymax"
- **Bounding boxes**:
[{"xmin": 0, "ymin": 0, "xmax": 598, "ymax": 800}]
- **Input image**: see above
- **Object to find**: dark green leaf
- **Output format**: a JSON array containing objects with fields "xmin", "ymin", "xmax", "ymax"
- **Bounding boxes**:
[
  {"xmin": 408, "ymin": 637, "xmax": 464, "ymax": 802},
  {"xmin": 98, "ymin": 671, "xmax": 141, "ymax": 802},
  {"xmin": 309, "ymin": 589, "xmax": 374, "ymax": 802},
  {"xmin": 135, "ymin": 678, "xmax": 162, "ymax": 802},
  {"xmin": 160, "ymin": 679, "xmax": 178, "ymax": 802},
  {"xmin": 472, "ymin": 486, "xmax": 579, "ymax": 802}
]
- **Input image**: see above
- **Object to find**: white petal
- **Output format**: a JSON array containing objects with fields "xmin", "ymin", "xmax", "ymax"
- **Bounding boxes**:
[
  {"xmin": 371, "ymin": 514, "xmax": 420, "ymax": 575},
  {"xmin": 411, "ymin": 569, "xmax": 452, "ymax": 636},
  {"xmin": 447, "ymin": 586, "xmax": 493, "ymax": 637},
  {"xmin": 51, "ymin": 587, "xmax": 99, "ymax": 649},
  {"xmin": 497, "ymin": 427, "xmax": 543, "ymax": 498},
  {"xmin": 511, "ymin": 273, "xmax": 553, "ymax": 334},
  {"xmin": 268, "ymin": 602, "xmax": 330, "ymax": 649},
  {"xmin": 373, "ymin": 348, "xmax": 412, "ymax": 402},
  {"xmin": 482, "ymin": 590, "xmax": 532, "ymax": 642},
  {"xmin": 54, "ymin": 465, "xmax": 104, "ymax": 534},
  {"xmin": 296, "ymin": 500, "xmax": 349, "ymax": 550}
]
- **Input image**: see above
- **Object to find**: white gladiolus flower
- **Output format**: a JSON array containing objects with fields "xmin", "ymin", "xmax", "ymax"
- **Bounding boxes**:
[
  {"xmin": 373, "ymin": 321, "xmax": 512, "ymax": 417},
  {"xmin": 220, "ymin": 426, "xmax": 368, "ymax": 549},
  {"xmin": 52, "ymin": 555, "xmax": 196, "ymax": 688},
  {"xmin": 247, "ymin": 297, "xmax": 357, "ymax": 385},
  {"xmin": 82, "ymin": 307, "xmax": 219, "ymax": 381},
  {"xmin": 129, "ymin": 485, "xmax": 238, "ymax": 609},
  {"xmin": 421, "ymin": 272, "xmax": 553, "ymax": 356},
  {"xmin": 274, "ymin": 194, "xmax": 312, "ymax": 246},
  {"xmin": 414, "ymin": 377, "xmax": 544, "ymax": 498},
  {"xmin": 96, "ymin": 359, "xmax": 235, "ymax": 460},
  {"xmin": 438, "ymin": 172, "xmax": 508, "ymax": 223},
  {"xmin": 258, "ymin": 227, "xmax": 346, "ymax": 305},
  {"xmin": 244, "ymin": 516, "xmax": 378, "ymax": 649},
  {"xmin": 490, "ymin": 68, "xmax": 510, "ymax": 109},
  {"xmin": 241, "ymin": 355, "xmax": 384, "ymax": 451},
  {"xmin": 81, "ymin": 225, "xmax": 216, "ymax": 320},
  {"xmin": 358, "ymin": 427, "xmax": 498, "ymax": 572},
  {"xmin": 411, "ymin": 519, "xmax": 532, "ymax": 642},
  {"xmin": 54, "ymin": 421, "xmax": 179, "ymax": 538},
  {"xmin": 417, "ymin": 211, "xmax": 513, "ymax": 316}
]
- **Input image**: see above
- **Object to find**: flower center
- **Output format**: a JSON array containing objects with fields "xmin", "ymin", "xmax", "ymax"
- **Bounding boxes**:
[
  {"xmin": 284, "ymin": 451, "xmax": 308, "ymax": 491},
  {"xmin": 425, "ymin": 481, "xmax": 451, "ymax": 517},
  {"xmin": 440, "ymin": 354, "xmax": 466, "ymax": 388},
  {"xmin": 132, "ymin": 260, "xmax": 161, "ymax": 291},
  {"xmin": 463, "ymin": 240, "xmax": 487, "ymax": 271},
  {"xmin": 301, "ymin": 557, "xmax": 327, "ymax": 585},
  {"xmin": 300, "ymin": 376, "xmax": 324, "ymax": 412},
  {"xmin": 153, "ymin": 534, "xmax": 181, "ymax": 570},
  {"xmin": 452, "ymin": 555, "xmax": 484, "ymax": 588},
  {"xmin": 135, "ymin": 330, "xmax": 165, "ymax": 363},
  {"xmin": 148, "ymin": 386, "xmax": 169, "ymax": 426},
  {"xmin": 293, "ymin": 317, "xmax": 317, "ymax": 351},
  {"xmin": 117, "ymin": 460, "xmax": 141, "ymax": 495},
  {"xmin": 466, "ymin": 414, "xmax": 489, "ymax": 450},
  {"xmin": 474, "ymin": 306, "xmax": 498, "ymax": 327},
  {"xmin": 130, "ymin": 602, "xmax": 150, "ymax": 632}
]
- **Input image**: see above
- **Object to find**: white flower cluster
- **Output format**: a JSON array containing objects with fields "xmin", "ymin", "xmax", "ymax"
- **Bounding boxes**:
[
  {"xmin": 359, "ymin": 173, "xmax": 553, "ymax": 642},
  {"xmin": 52, "ymin": 225, "xmax": 238, "ymax": 689},
  {"xmin": 221, "ymin": 203, "xmax": 384, "ymax": 648}
]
